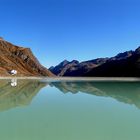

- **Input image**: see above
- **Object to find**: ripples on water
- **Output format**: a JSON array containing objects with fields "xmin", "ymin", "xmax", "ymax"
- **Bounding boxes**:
[{"xmin": 0, "ymin": 79, "xmax": 140, "ymax": 140}]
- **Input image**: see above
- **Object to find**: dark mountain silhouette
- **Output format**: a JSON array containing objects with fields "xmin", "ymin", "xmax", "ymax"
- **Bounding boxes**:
[
  {"xmin": 49, "ymin": 47, "xmax": 140, "ymax": 77},
  {"xmin": 49, "ymin": 58, "xmax": 109, "ymax": 76},
  {"xmin": 49, "ymin": 60, "xmax": 71, "ymax": 76},
  {"xmin": 85, "ymin": 48, "xmax": 139, "ymax": 77},
  {"xmin": 0, "ymin": 38, "xmax": 54, "ymax": 76},
  {"xmin": 50, "ymin": 81, "xmax": 140, "ymax": 109}
]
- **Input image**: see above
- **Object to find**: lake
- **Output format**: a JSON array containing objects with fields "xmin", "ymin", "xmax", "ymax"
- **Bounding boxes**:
[{"xmin": 0, "ymin": 79, "xmax": 140, "ymax": 140}]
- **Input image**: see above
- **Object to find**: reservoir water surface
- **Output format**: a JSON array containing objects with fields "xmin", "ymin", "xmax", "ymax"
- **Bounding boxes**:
[{"xmin": 0, "ymin": 79, "xmax": 140, "ymax": 140}]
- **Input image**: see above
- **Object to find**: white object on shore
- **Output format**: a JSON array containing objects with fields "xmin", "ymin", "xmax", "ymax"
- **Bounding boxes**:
[{"xmin": 10, "ymin": 70, "xmax": 17, "ymax": 75}]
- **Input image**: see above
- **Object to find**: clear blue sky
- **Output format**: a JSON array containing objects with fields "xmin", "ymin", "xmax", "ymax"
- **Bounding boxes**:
[{"xmin": 0, "ymin": 0, "xmax": 140, "ymax": 67}]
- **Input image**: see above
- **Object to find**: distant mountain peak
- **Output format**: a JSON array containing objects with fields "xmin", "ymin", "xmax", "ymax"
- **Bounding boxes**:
[
  {"xmin": 71, "ymin": 60, "xmax": 79, "ymax": 64},
  {"xmin": 59, "ymin": 60, "xmax": 69, "ymax": 66},
  {"xmin": 49, "ymin": 46, "xmax": 140, "ymax": 77},
  {"xmin": 111, "ymin": 50, "xmax": 134, "ymax": 61},
  {"xmin": 135, "ymin": 46, "xmax": 140, "ymax": 54},
  {"xmin": 63, "ymin": 59, "xmax": 69, "ymax": 63}
]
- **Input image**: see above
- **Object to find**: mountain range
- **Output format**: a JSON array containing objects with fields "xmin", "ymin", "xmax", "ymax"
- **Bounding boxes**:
[
  {"xmin": 0, "ymin": 38, "xmax": 54, "ymax": 76},
  {"xmin": 1, "ymin": 37, "xmax": 140, "ymax": 77},
  {"xmin": 49, "ymin": 47, "xmax": 140, "ymax": 77}
]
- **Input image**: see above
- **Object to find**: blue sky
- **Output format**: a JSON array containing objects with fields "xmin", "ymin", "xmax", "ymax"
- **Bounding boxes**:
[{"xmin": 0, "ymin": 0, "xmax": 140, "ymax": 67}]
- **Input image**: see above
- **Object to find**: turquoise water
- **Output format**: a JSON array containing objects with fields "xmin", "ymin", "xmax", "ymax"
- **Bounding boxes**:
[{"xmin": 0, "ymin": 79, "xmax": 140, "ymax": 140}]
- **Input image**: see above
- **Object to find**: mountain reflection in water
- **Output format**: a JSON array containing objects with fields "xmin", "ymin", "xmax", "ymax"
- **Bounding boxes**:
[
  {"xmin": 0, "ymin": 79, "xmax": 47, "ymax": 111},
  {"xmin": 51, "ymin": 81, "xmax": 140, "ymax": 108},
  {"xmin": 0, "ymin": 80, "xmax": 140, "ymax": 111}
]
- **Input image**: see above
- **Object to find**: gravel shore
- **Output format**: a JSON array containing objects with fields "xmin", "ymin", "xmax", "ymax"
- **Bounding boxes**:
[{"xmin": 0, "ymin": 77, "xmax": 140, "ymax": 82}]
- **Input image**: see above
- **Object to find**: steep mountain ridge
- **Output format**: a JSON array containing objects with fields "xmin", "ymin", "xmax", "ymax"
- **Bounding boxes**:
[
  {"xmin": 0, "ymin": 38, "xmax": 54, "ymax": 76},
  {"xmin": 84, "ymin": 47, "xmax": 140, "ymax": 77},
  {"xmin": 49, "ymin": 58, "xmax": 109, "ymax": 76},
  {"xmin": 49, "ymin": 47, "xmax": 139, "ymax": 77}
]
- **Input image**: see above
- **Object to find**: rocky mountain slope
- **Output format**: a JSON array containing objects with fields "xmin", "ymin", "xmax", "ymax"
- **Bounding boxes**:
[
  {"xmin": 84, "ymin": 48, "xmax": 139, "ymax": 77},
  {"xmin": 49, "ymin": 58, "xmax": 109, "ymax": 76},
  {"xmin": 49, "ymin": 47, "xmax": 140, "ymax": 77},
  {"xmin": 0, "ymin": 38, "xmax": 54, "ymax": 76}
]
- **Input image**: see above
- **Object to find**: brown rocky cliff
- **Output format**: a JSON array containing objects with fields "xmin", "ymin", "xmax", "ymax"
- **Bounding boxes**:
[{"xmin": 0, "ymin": 38, "xmax": 54, "ymax": 76}]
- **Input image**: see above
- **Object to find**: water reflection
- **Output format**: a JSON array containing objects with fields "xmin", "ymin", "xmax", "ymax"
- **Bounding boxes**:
[
  {"xmin": 0, "ymin": 80, "xmax": 139, "ymax": 140},
  {"xmin": 50, "ymin": 81, "xmax": 140, "ymax": 108},
  {"xmin": 0, "ymin": 80, "xmax": 140, "ymax": 111},
  {"xmin": 0, "ymin": 80, "xmax": 47, "ymax": 111},
  {"xmin": 10, "ymin": 79, "xmax": 17, "ymax": 87}
]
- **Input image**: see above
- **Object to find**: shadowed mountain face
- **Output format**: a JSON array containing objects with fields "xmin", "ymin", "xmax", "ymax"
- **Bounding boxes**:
[
  {"xmin": 49, "ymin": 47, "xmax": 140, "ymax": 77},
  {"xmin": 49, "ymin": 58, "xmax": 108, "ymax": 76},
  {"xmin": 84, "ymin": 48, "xmax": 140, "ymax": 77},
  {"xmin": 0, "ymin": 38, "xmax": 54, "ymax": 76},
  {"xmin": 50, "ymin": 81, "xmax": 140, "ymax": 109},
  {"xmin": 0, "ymin": 80, "xmax": 47, "ymax": 111}
]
